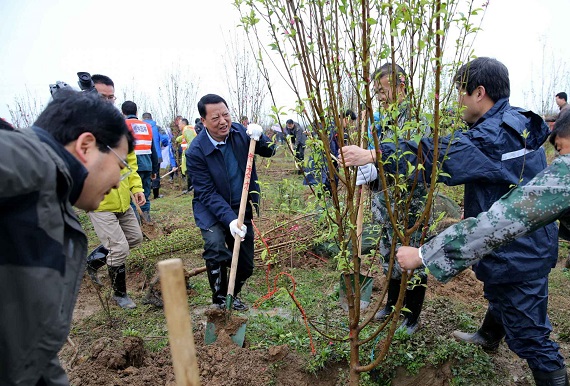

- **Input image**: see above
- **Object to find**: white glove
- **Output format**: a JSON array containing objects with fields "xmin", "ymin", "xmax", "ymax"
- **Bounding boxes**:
[
  {"xmin": 229, "ymin": 219, "xmax": 247, "ymax": 239},
  {"xmin": 355, "ymin": 163, "xmax": 378, "ymax": 185},
  {"xmin": 246, "ymin": 123, "xmax": 263, "ymax": 141}
]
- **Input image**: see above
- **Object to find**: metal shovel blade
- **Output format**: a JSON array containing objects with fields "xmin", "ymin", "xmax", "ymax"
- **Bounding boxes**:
[
  {"xmin": 338, "ymin": 273, "xmax": 374, "ymax": 312},
  {"xmin": 204, "ymin": 319, "xmax": 247, "ymax": 346}
]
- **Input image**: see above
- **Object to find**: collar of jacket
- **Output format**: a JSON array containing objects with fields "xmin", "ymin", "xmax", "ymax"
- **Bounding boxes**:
[
  {"xmin": 200, "ymin": 123, "xmax": 242, "ymax": 156},
  {"xmin": 470, "ymin": 97, "xmax": 509, "ymax": 128},
  {"xmin": 126, "ymin": 115, "xmax": 137, "ymax": 119},
  {"xmin": 32, "ymin": 125, "xmax": 88, "ymax": 205}
]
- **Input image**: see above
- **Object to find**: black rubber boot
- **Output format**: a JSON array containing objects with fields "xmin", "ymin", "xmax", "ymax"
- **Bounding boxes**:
[
  {"xmin": 452, "ymin": 308, "xmax": 505, "ymax": 352},
  {"xmin": 86, "ymin": 245, "xmax": 108, "ymax": 287},
  {"xmin": 397, "ymin": 275, "xmax": 427, "ymax": 335},
  {"xmin": 374, "ymin": 278, "xmax": 402, "ymax": 321},
  {"xmin": 108, "ymin": 265, "xmax": 136, "ymax": 309},
  {"xmin": 232, "ymin": 274, "xmax": 249, "ymax": 312},
  {"xmin": 206, "ymin": 261, "xmax": 228, "ymax": 307},
  {"xmin": 533, "ymin": 366, "xmax": 569, "ymax": 386}
]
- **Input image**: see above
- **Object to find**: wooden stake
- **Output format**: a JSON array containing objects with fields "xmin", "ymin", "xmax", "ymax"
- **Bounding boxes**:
[{"xmin": 158, "ymin": 258, "xmax": 201, "ymax": 386}]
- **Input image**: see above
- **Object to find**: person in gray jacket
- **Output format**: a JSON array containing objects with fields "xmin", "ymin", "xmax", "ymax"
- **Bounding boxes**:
[
  {"xmin": 285, "ymin": 118, "xmax": 306, "ymax": 165},
  {"xmin": 0, "ymin": 90, "xmax": 134, "ymax": 386}
]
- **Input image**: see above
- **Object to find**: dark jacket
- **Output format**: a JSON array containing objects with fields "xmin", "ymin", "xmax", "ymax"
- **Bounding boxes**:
[
  {"xmin": 0, "ymin": 126, "xmax": 88, "ymax": 385},
  {"xmin": 286, "ymin": 122, "xmax": 306, "ymax": 145},
  {"xmin": 187, "ymin": 123, "xmax": 276, "ymax": 230},
  {"xmin": 381, "ymin": 98, "xmax": 558, "ymax": 284}
]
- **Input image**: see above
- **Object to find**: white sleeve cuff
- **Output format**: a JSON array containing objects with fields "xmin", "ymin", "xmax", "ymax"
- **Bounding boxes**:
[{"xmin": 419, "ymin": 246, "xmax": 426, "ymax": 267}]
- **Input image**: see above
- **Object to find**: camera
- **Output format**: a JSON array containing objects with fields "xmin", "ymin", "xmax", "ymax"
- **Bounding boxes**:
[
  {"xmin": 49, "ymin": 72, "xmax": 98, "ymax": 98},
  {"xmin": 77, "ymin": 72, "xmax": 95, "ymax": 92}
]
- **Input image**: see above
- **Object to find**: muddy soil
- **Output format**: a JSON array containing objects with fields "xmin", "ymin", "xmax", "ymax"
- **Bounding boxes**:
[{"xmin": 59, "ymin": 179, "xmax": 570, "ymax": 385}]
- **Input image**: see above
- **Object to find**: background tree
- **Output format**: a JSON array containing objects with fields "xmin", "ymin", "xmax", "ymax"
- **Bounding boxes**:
[
  {"xmin": 120, "ymin": 76, "xmax": 155, "ymax": 117},
  {"xmin": 525, "ymin": 38, "xmax": 570, "ymax": 117},
  {"xmin": 6, "ymin": 87, "xmax": 45, "ymax": 129},
  {"xmin": 223, "ymin": 29, "xmax": 269, "ymax": 123},
  {"xmin": 157, "ymin": 63, "xmax": 200, "ymax": 127}
]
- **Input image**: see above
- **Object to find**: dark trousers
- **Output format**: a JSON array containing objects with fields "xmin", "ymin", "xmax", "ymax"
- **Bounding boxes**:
[
  {"xmin": 138, "ymin": 171, "xmax": 152, "ymax": 212},
  {"xmin": 295, "ymin": 143, "xmax": 305, "ymax": 162},
  {"xmin": 484, "ymin": 276, "xmax": 565, "ymax": 372},
  {"xmin": 200, "ymin": 221, "xmax": 255, "ymax": 290}
]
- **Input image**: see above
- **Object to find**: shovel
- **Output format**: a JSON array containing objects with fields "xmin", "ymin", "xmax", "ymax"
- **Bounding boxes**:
[
  {"xmin": 204, "ymin": 135, "xmax": 257, "ymax": 346},
  {"xmin": 129, "ymin": 191, "xmax": 149, "ymax": 224}
]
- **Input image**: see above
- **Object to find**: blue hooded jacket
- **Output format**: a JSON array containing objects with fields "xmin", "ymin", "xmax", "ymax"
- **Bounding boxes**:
[
  {"xmin": 143, "ymin": 118, "xmax": 168, "ymax": 161},
  {"xmin": 380, "ymin": 98, "xmax": 558, "ymax": 284}
]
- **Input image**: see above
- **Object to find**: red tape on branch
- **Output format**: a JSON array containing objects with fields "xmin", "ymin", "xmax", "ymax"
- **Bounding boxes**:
[{"xmin": 251, "ymin": 219, "xmax": 316, "ymax": 354}]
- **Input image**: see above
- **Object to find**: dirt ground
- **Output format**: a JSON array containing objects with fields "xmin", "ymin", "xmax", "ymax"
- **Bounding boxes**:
[
  {"xmin": 63, "ymin": 270, "xmax": 343, "ymax": 386},
  {"xmin": 59, "ymin": 174, "xmax": 570, "ymax": 385},
  {"xmin": 60, "ymin": 260, "xmax": 570, "ymax": 386}
]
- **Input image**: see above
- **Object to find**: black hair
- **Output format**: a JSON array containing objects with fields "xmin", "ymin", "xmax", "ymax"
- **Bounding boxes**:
[
  {"xmin": 197, "ymin": 94, "xmax": 228, "ymax": 118},
  {"xmin": 344, "ymin": 109, "xmax": 357, "ymax": 121},
  {"xmin": 286, "ymin": 119, "xmax": 294, "ymax": 125},
  {"xmin": 34, "ymin": 89, "xmax": 134, "ymax": 153},
  {"xmin": 556, "ymin": 92, "xmax": 568, "ymax": 102},
  {"xmin": 195, "ymin": 118, "xmax": 201, "ymax": 124},
  {"xmin": 454, "ymin": 57, "xmax": 510, "ymax": 102},
  {"xmin": 549, "ymin": 111, "xmax": 570, "ymax": 146},
  {"xmin": 121, "ymin": 101, "xmax": 138, "ymax": 116},
  {"xmin": 0, "ymin": 118, "xmax": 14, "ymax": 131},
  {"xmin": 142, "ymin": 112, "xmax": 152, "ymax": 119},
  {"xmin": 372, "ymin": 63, "xmax": 408, "ymax": 86},
  {"xmin": 91, "ymin": 74, "xmax": 114, "ymax": 87},
  {"xmin": 181, "ymin": 118, "xmax": 189, "ymax": 125}
]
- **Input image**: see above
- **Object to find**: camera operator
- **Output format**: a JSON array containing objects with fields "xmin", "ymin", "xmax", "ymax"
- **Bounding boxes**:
[{"xmin": 85, "ymin": 74, "xmax": 145, "ymax": 310}]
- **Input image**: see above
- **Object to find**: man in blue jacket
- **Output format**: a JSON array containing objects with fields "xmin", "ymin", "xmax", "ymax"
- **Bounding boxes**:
[
  {"xmin": 143, "ymin": 112, "xmax": 168, "ymax": 199},
  {"xmin": 342, "ymin": 57, "xmax": 563, "ymax": 382},
  {"xmin": 187, "ymin": 94, "xmax": 276, "ymax": 310}
]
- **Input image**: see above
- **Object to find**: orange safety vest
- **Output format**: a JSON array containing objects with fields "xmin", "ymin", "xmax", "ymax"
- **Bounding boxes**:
[{"xmin": 126, "ymin": 119, "xmax": 153, "ymax": 155}]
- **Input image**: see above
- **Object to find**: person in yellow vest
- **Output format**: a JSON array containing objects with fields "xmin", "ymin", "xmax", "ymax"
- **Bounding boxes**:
[
  {"xmin": 176, "ymin": 118, "xmax": 197, "ymax": 192},
  {"xmin": 86, "ymin": 75, "xmax": 145, "ymax": 310},
  {"xmin": 122, "ymin": 101, "xmax": 159, "ymax": 219}
]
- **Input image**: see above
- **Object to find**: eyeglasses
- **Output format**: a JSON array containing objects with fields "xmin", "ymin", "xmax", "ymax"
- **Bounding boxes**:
[
  {"xmin": 106, "ymin": 145, "xmax": 132, "ymax": 181},
  {"xmin": 100, "ymin": 94, "xmax": 117, "ymax": 101}
]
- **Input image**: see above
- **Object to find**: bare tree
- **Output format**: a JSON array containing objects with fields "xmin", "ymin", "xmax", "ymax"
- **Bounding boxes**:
[
  {"xmin": 157, "ymin": 63, "xmax": 200, "ymax": 127},
  {"xmin": 119, "ymin": 77, "xmax": 156, "ymax": 115},
  {"xmin": 222, "ymin": 30, "xmax": 269, "ymax": 123},
  {"xmin": 525, "ymin": 39, "xmax": 570, "ymax": 117},
  {"xmin": 6, "ymin": 87, "xmax": 45, "ymax": 129}
]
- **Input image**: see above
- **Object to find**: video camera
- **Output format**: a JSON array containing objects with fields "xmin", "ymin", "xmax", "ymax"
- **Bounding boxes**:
[{"xmin": 49, "ymin": 72, "xmax": 98, "ymax": 98}]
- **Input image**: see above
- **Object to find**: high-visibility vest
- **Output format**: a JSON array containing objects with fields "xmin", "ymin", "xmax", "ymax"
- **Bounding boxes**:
[
  {"xmin": 126, "ymin": 119, "xmax": 153, "ymax": 155},
  {"xmin": 181, "ymin": 138, "xmax": 188, "ymax": 151}
]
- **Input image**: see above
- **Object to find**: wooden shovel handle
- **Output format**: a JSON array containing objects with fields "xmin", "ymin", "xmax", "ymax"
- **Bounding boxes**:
[
  {"xmin": 158, "ymin": 259, "xmax": 201, "ymax": 386},
  {"xmin": 129, "ymin": 191, "xmax": 144, "ymax": 216},
  {"xmin": 227, "ymin": 138, "xmax": 257, "ymax": 299}
]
